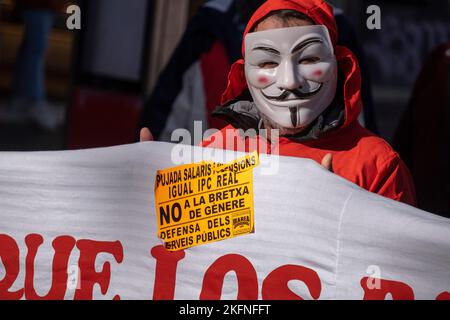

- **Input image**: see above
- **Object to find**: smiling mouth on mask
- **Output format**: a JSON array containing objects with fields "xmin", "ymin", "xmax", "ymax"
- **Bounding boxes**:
[{"xmin": 262, "ymin": 84, "xmax": 323, "ymax": 102}]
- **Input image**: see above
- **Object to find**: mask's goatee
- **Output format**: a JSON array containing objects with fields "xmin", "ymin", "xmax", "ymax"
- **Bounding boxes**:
[{"xmin": 290, "ymin": 107, "xmax": 298, "ymax": 127}]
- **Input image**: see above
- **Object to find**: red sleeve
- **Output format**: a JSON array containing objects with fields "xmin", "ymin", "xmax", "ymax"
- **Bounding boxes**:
[{"xmin": 369, "ymin": 154, "xmax": 417, "ymax": 207}]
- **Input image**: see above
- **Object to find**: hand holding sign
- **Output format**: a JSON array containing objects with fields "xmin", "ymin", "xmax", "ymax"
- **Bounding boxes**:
[
  {"xmin": 140, "ymin": 127, "xmax": 154, "ymax": 142},
  {"xmin": 321, "ymin": 153, "xmax": 334, "ymax": 172}
]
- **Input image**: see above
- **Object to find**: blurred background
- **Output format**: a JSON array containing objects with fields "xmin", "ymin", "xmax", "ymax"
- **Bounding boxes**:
[{"xmin": 0, "ymin": 0, "xmax": 449, "ymax": 216}]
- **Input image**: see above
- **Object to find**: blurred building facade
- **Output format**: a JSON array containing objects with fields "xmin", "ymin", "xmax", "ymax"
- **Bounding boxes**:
[{"xmin": 1, "ymin": 0, "xmax": 449, "ymax": 148}]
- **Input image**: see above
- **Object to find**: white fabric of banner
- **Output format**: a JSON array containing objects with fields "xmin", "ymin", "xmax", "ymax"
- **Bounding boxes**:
[{"xmin": 0, "ymin": 142, "xmax": 448, "ymax": 300}]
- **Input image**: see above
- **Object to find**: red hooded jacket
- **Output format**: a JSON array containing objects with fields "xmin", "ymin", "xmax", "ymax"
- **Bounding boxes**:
[{"xmin": 201, "ymin": 0, "xmax": 417, "ymax": 206}]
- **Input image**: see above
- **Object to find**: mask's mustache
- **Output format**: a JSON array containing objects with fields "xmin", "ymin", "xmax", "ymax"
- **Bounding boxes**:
[{"xmin": 262, "ymin": 84, "xmax": 323, "ymax": 101}]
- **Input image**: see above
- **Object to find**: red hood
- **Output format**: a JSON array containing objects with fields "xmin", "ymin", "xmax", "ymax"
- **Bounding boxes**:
[{"xmin": 221, "ymin": 0, "xmax": 362, "ymax": 129}]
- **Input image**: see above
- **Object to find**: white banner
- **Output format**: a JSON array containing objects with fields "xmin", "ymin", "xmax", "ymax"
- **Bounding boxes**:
[{"xmin": 0, "ymin": 142, "xmax": 448, "ymax": 300}]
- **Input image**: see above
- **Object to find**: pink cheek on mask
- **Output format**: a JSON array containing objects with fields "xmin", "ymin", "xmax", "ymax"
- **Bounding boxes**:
[
  {"xmin": 313, "ymin": 70, "xmax": 323, "ymax": 77},
  {"xmin": 258, "ymin": 77, "xmax": 269, "ymax": 85}
]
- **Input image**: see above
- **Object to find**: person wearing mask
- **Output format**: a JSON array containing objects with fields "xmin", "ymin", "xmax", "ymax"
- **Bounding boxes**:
[{"xmin": 141, "ymin": 0, "xmax": 416, "ymax": 206}]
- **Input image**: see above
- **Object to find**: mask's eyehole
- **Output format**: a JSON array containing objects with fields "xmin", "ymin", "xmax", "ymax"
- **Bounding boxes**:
[
  {"xmin": 299, "ymin": 57, "xmax": 320, "ymax": 65},
  {"xmin": 258, "ymin": 62, "xmax": 279, "ymax": 69}
]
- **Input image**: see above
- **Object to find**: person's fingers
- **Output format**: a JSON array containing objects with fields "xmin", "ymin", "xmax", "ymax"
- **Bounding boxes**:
[
  {"xmin": 140, "ymin": 127, "xmax": 154, "ymax": 142},
  {"xmin": 321, "ymin": 153, "xmax": 333, "ymax": 172}
]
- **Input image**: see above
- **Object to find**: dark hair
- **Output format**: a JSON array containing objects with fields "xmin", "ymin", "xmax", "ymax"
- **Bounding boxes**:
[
  {"xmin": 253, "ymin": 9, "xmax": 316, "ymax": 31},
  {"xmin": 234, "ymin": 0, "xmax": 267, "ymax": 25}
]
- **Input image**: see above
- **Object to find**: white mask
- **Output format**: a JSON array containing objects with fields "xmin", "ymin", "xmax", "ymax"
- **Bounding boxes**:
[{"xmin": 244, "ymin": 25, "xmax": 338, "ymax": 130}]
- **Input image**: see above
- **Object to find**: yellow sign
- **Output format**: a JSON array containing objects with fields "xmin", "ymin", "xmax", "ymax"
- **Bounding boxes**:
[{"xmin": 154, "ymin": 152, "xmax": 259, "ymax": 251}]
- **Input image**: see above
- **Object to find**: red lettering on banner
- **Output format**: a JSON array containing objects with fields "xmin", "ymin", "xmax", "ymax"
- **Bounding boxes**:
[
  {"xmin": 436, "ymin": 292, "xmax": 450, "ymax": 300},
  {"xmin": 2, "ymin": 234, "xmax": 449, "ymax": 300},
  {"xmin": 361, "ymin": 277, "xmax": 415, "ymax": 300},
  {"xmin": 0, "ymin": 234, "xmax": 24, "ymax": 300},
  {"xmin": 262, "ymin": 265, "xmax": 322, "ymax": 300},
  {"xmin": 74, "ymin": 240, "xmax": 123, "ymax": 300},
  {"xmin": 151, "ymin": 245, "xmax": 185, "ymax": 300},
  {"xmin": 200, "ymin": 254, "xmax": 258, "ymax": 300},
  {"xmin": 24, "ymin": 234, "xmax": 76, "ymax": 300}
]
